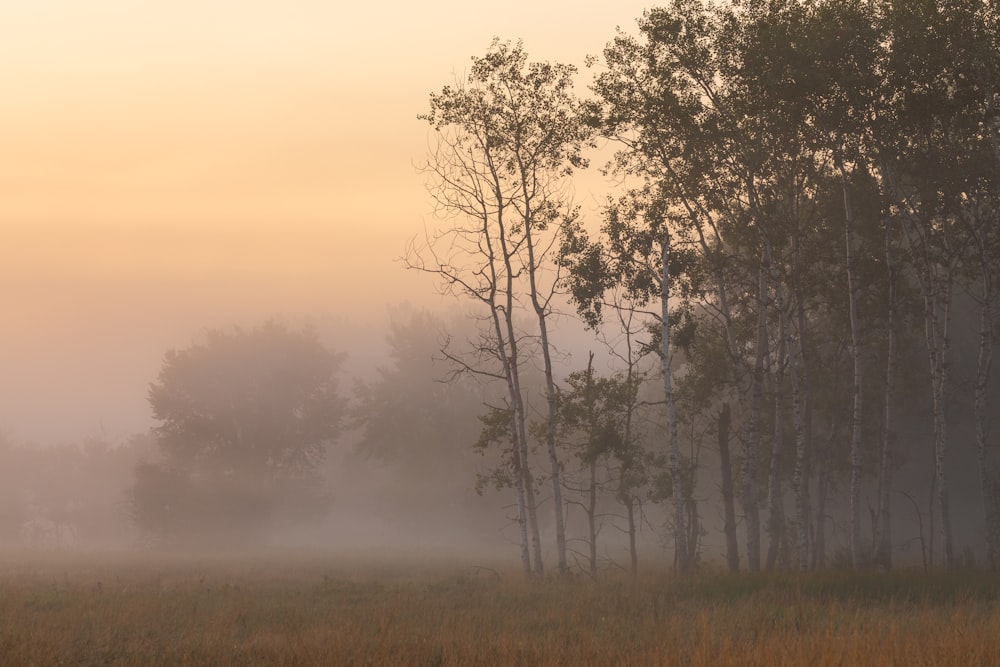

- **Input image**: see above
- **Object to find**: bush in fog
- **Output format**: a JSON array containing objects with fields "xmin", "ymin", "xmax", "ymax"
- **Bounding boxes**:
[
  {"xmin": 0, "ymin": 434, "xmax": 156, "ymax": 546},
  {"xmin": 131, "ymin": 322, "xmax": 345, "ymax": 546}
]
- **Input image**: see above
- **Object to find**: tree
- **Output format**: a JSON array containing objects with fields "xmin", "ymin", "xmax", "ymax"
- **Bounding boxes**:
[
  {"xmin": 409, "ymin": 39, "xmax": 591, "ymax": 576},
  {"xmin": 564, "ymin": 186, "xmax": 699, "ymax": 572},
  {"xmin": 353, "ymin": 308, "xmax": 483, "ymax": 470},
  {"xmin": 583, "ymin": 0, "xmax": 894, "ymax": 573},
  {"xmin": 558, "ymin": 352, "xmax": 650, "ymax": 575},
  {"xmin": 572, "ymin": 0, "xmax": 1000, "ymax": 575},
  {"xmin": 875, "ymin": 0, "xmax": 1000, "ymax": 569},
  {"xmin": 583, "ymin": 0, "xmax": 793, "ymax": 573},
  {"xmin": 132, "ymin": 322, "xmax": 344, "ymax": 545},
  {"xmin": 350, "ymin": 307, "xmax": 508, "ymax": 545}
]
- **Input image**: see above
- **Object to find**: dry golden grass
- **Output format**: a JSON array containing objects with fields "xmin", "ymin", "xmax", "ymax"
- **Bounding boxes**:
[{"xmin": 0, "ymin": 549, "xmax": 998, "ymax": 665}]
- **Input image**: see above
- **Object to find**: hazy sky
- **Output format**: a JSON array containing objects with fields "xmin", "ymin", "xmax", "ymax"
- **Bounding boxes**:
[{"xmin": 0, "ymin": 1, "xmax": 651, "ymax": 444}]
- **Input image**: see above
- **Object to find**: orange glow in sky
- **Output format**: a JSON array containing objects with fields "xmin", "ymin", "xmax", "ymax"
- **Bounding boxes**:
[{"xmin": 0, "ymin": 0, "xmax": 651, "ymax": 443}]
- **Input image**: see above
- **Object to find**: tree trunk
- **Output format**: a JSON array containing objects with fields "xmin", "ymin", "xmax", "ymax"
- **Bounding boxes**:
[
  {"xmin": 517, "ymin": 397, "xmax": 544, "ymax": 577},
  {"xmin": 488, "ymin": 273, "xmax": 539, "ymax": 577},
  {"xmin": 973, "ymin": 231, "xmax": 999, "ymax": 570},
  {"xmin": 585, "ymin": 351, "xmax": 598, "ymax": 576},
  {"xmin": 843, "ymin": 175, "xmax": 865, "ymax": 569},
  {"xmin": 928, "ymin": 454, "xmax": 936, "ymax": 568},
  {"xmin": 788, "ymin": 307, "xmax": 809, "ymax": 571},
  {"xmin": 523, "ymin": 207, "xmax": 567, "ymax": 575},
  {"xmin": 506, "ymin": 359, "xmax": 542, "ymax": 578},
  {"xmin": 718, "ymin": 402, "xmax": 740, "ymax": 573},
  {"xmin": 537, "ymin": 312, "xmax": 567, "ymax": 575},
  {"xmin": 745, "ymin": 258, "xmax": 767, "ymax": 573},
  {"xmin": 812, "ymin": 427, "xmax": 832, "ymax": 570},
  {"xmin": 511, "ymin": 425, "xmax": 532, "ymax": 576},
  {"xmin": 792, "ymin": 236, "xmax": 812, "ymax": 572},
  {"xmin": 626, "ymin": 499, "xmax": 638, "ymax": 576},
  {"xmin": 687, "ymin": 492, "xmax": 700, "ymax": 567},
  {"xmin": 886, "ymin": 165, "xmax": 955, "ymax": 570},
  {"xmin": 608, "ymin": 320, "xmax": 641, "ymax": 576},
  {"xmin": 767, "ymin": 282, "xmax": 787, "ymax": 571},
  {"xmin": 621, "ymin": 340, "xmax": 640, "ymax": 577},
  {"xmin": 692, "ymin": 215, "xmax": 753, "ymax": 570},
  {"xmin": 924, "ymin": 276, "xmax": 954, "ymax": 569},
  {"xmin": 588, "ymin": 457, "xmax": 598, "ymax": 575},
  {"xmin": 661, "ymin": 231, "xmax": 689, "ymax": 573},
  {"xmin": 874, "ymin": 221, "xmax": 898, "ymax": 570},
  {"xmin": 974, "ymin": 81, "xmax": 1000, "ymax": 571},
  {"xmin": 501, "ymin": 269, "xmax": 544, "ymax": 578}
]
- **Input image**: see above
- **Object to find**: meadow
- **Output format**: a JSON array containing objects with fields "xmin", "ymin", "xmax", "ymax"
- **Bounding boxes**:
[{"xmin": 0, "ymin": 550, "xmax": 998, "ymax": 666}]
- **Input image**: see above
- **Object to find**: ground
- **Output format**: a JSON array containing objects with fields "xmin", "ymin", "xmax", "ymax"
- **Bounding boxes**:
[{"xmin": 0, "ymin": 549, "xmax": 997, "ymax": 665}]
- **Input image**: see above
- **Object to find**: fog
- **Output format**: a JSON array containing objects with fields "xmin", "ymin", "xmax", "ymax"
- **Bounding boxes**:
[
  {"xmin": 1, "ymin": 296, "xmax": 996, "ymax": 570},
  {"xmin": 0, "ymin": 0, "xmax": 653, "ymax": 567},
  {"xmin": 3, "ymin": 1, "xmax": 1000, "ymax": 581},
  {"xmin": 0, "ymin": 294, "xmax": 671, "ymax": 566}
]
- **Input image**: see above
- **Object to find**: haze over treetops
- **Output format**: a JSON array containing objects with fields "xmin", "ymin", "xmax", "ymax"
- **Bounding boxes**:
[{"xmin": 0, "ymin": 0, "xmax": 648, "ymax": 444}]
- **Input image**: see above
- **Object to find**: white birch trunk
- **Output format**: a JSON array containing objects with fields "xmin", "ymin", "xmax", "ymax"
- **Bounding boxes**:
[
  {"xmin": 479, "ymin": 188, "xmax": 534, "ymax": 577},
  {"xmin": 718, "ymin": 403, "xmax": 740, "ymax": 572},
  {"xmin": 533, "ymin": 305, "xmax": 567, "ymax": 575},
  {"xmin": 520, "ymin": 178, "xmax": 567, "ymax": 575},
  {"xmin": 844, "ymin": 176, "xmax": 865, "ymax": 570},
  {"xmin": 621, "ymin": 337, "xmax": 640, "ymax": 576},
  {"xmin": 496, "ymin": 210, "xmax": 545, "ymax": 577},
  {"xmin": 907, "ymin": 251, "xmax": 954, "ymax": 570},
  {"xmin": 661, "ymin": 230, "xmax": 689, "ymax": 572},
  {"xmin": 928, "ymin": 279, "xmax": 954, "ymax": 569},
  {"xmin": 787, "ymin": 304, "xmax": 808, "ymax": 571},
  {"xmin": 508, "ymin": 331, "xmax": 544, "ymax": 577},
  {"xmin": 586, "ymin": 352, "xmax": 598, "ymax": 575},
  {"xmin": 874, "ymin": 220, "xmax": 898, "ymax": 569},
  {"xmin": 766, "ymin": 281, "xmax": 787, "ymax": 572},
  {"xmin": 814, "ymin": 448, "xmax": 828, "ymax": 569},
  {"xmin": 793, "ymin": 252, "xmax": 814, "ymax": 571},
  {"xmin": 510, "ymin": 413, "xmax": 531, "ymax": 576},
  {"xmin": 745, "ymin": 258, "xmax": 766, "ymax": 573}
]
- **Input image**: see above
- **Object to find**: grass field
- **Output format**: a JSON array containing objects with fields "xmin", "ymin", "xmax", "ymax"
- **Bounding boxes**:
[{"xmin": 1, "ymin": 550, "xmax": 998, "ymax": 666}]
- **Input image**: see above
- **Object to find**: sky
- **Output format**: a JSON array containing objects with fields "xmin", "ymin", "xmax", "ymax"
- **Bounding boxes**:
[{"xmin": 0, "ymin": 0, "xmax": 653, "ymax": 445}]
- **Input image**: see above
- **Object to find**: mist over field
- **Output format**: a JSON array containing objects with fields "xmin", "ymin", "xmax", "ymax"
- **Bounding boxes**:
[
  {"xmin": 0, "ymin": 308, "xmax": 671, "ymax": 565},
  {"xmin": 5, "ymin": 1, "xmax": 1000, "ymax": 664},
  {"xmin": 1, "ymin": 294, "xmax": 996, "ymax": 573},
  {"xmin": 3, "ymin": 5, "xmax": 1000, "ymax": 658}
]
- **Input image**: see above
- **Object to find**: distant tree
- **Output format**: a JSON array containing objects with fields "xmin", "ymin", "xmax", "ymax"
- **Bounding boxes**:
[
  {"xmin": 0, "ymin": 432, "xmax": 157, "ymax": 546},
  {"xmin": 353, "ymin": 309, "xmax": 483, "ymax": 470},
  {"xmin": 132, "ymin": 322, "xmax": 345, "ymax": 545},
  {"xmin": 351, "ymin": 307, "xmax": 499, "ymax": 541}
]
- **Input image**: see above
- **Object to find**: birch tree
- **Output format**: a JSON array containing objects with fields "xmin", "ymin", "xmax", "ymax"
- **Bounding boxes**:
[
  {"xmin": 409, "ymin": 40, "xmax": 590, "ymax": 576},
  {"xmin": 875, "ymin": 0, "xmax": 1000, "ymax": 568},
  {"xmin": 581, "ymin": 0, "xmax": 752, "ymax": 573},
  {"xmin": 565, "ymin": 188, "xmax": 696, "ymax": 572},
  {"xmin": 557, "ymin": 353, "xmax": 649, "ymax": 574}
]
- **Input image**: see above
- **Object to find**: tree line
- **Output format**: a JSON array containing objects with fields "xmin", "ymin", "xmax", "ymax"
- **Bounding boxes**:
[{"xmin": 408, "ymin": 0, "xmax": 1000, "ymax": 576}]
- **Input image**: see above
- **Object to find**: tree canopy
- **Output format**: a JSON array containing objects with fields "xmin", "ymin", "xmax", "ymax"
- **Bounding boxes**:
[{"xmin": 133, "ymin": 322, "xmax": 345, "ymax": 544}]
